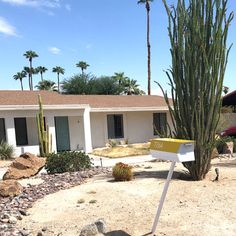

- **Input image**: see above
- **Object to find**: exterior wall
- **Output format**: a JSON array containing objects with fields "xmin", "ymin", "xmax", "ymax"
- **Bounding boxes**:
[
  {"xmin": 26, "ymin": 117, "xmax": 39, "ymax": 145},
  {"xmin": 68, "ymin": 116, "xmax": 85, "ymax": 151},
  {"xmin": 90, "ymin": 113, "xmax": 106, "ymax": 148},
  {"xmin": 90, "ymin": 110, "xmax": 172, "ymax": 148},
  {"xmin": 220, "ymin": 113, "xmax": 236, "ymax": 130}
]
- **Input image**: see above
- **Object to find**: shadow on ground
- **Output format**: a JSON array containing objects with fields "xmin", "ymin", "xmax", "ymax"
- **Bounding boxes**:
[
  {"xmin": 105, "ymin": 230, "xmax": 131, "ymax": 236},
  {"xmin": 212, "ymin": 160, "xmax": 236, "ymax": 168},
  {"xmin": 133, "ymin": 170, "xmax": 192, "ymax": 181}
]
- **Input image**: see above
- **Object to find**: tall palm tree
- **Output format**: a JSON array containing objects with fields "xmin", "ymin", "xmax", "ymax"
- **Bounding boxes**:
[
  {"xmin": 13, "ymin": 71, "xmax": 26, "ymax": 91},
  {"xmin": 52, "ymin": 66, "xmax": 65, "ymax": 93},
  {"xmin": 35, "ymin": 80, "xmax": 57, "ymax": 91},
  {"xmin": 138, "ymin": 0, "xmax": 153, "ymax": 95},
  {"xmin": 36, "ymin": 66, "xmax": 48, "ymax": 81},
  {"xmin": 76, "ymin": 61, "xmax": 89, "ymax": 74},
  {"xmin": 23, "ymin": 66, "xmax": 32, "ymax": 90},
  {"xmin": 23, "ymin": 50, "xmax": 38, "ymax": 90}
]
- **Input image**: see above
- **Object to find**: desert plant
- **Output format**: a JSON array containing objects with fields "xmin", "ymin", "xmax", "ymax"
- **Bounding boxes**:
[
  {"xmin": 161, "ymin": 0, "xmax": 233, "ymax": 180},
  {"xmin": 36, "ymin": 95, "xmax": 51, "ymax": 157},
  {"xmin": 112, "ymin": 162, "xmax": 133, "ymax": 181},
  {"xmin": 45, "ymin": 151, "xmax": 93, "ymax": 174},
  {"xmin": 108, "ymin": 139, "xmax": 117, "ymax": 148},
  {"xmin": 0, "ymin": 141, "xmax": 14, "ymax": 160},
  {"xmin": 215, "ymin": 136, "xmax": 236, "ymax": 154}
]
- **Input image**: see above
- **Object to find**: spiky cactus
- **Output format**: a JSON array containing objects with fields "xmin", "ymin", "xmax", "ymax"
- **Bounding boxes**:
[
  {"xmin": 161, "ymin": 0, "xmax": 233, "ymax": 180},
  {"xmin": 36, "ymin": 95, "xmax": 51, "ymax": 156}
]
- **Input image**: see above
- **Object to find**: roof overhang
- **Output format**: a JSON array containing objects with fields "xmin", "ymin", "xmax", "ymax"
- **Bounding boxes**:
[
  {"xmin": 90, "ymin": 106, "xmax": 170, "ymax": 112},
  {"xmin": 0, "ymin": 104, "xmax": 90, "ymax": 111}
]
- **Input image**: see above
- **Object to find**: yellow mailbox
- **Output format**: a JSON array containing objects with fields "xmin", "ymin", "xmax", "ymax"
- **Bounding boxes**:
[
  {"xmin": 150, "ymin": 138, "xmax": 195, "ymax": 234},
  {"xmin": 150, "ymin": 138, "xmax": 195, "ymax": 162}
]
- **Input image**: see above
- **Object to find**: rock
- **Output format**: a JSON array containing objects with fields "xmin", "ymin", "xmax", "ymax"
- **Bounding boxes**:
[
  {"xmin": 20, "ymin": 229, "xmax": 30, "ymax": 236},
  {"xmin": 0, "ymin": 180, "xmax": 23, "ymax": 197},
  {"xmin": 8, "ymin": 216, "xmax": 17, "ymax": 224},
  {"xmin": 80, "ymin": 223, "xmax": 99, "ymax": 236},
  {"xmin": 42, "ymin": 226, "xmax": 47, "ymax": 232},
  {"xmin": 37, "ymin": 232, "xmax": 44, "ymax": 236},
  {"xmin": 3, "ymin": 152, "xmax": 46, "ymax": 180},
  {"xmin": 211, "ymin": 147, "xmax": 219, "ymax": 159},
  {"xmin": 223, "ymin": 142, "xmax": 234, "ymax": 155},
  {"xmin": 94, "ymin": 218, "xmax": 107, "ymax": 233}
]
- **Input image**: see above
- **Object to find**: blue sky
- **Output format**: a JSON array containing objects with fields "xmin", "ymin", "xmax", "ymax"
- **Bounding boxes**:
[{"xmin": 0, "ymin": 0, "xmax": 235, "ymax": 94}]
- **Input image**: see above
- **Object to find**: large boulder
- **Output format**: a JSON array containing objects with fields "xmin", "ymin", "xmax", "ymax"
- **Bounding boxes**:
[
  {"xmin": 223, "ymin": 141, "xmax": 234, "ymax": 155},
  {"xmin": 0, "ymin": 180, "xmax": 23, "ymax": 197},
  {"xmin": 3, "ymin": 153, "xmax": 45, "ymax": 180}
]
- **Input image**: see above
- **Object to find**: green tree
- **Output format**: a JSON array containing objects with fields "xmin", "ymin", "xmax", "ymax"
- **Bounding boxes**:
[
  {"xmin": 52, "ymin": 66, "xmax": 65, "ymax": 93},
  {"xmin": 123, "ymin": 78, "xmax": 145, "ymax": 95},
  {"xmin": 222, "ymin": 86, "xmax": 229, "ymax": 95},
  {"xmin": 23, "ymin": 50, "xmax": 38, "ymax": 90},
  {"xmin": 161, "ymin": 0, "xmax": 233, "ymax": 180},
  {"xmin": 35, "ymin": 80, "xmax": 57, "ymax": 91},
  {"xmin": 62, "ymin": 74, "xmax": 92, "ymax": 94},
  {"xmin": 36, "ymin": 66, "xmax": 48, "ymax": 81},
  {"xmin": 76, "ymin": 61, "xmax": 89, "ymax": 74},
  {"xmin": 13, "ymin": 71, "xmax": 26, "ymax": 91},
  {"xmin": 112, "ymin": 72, "xmax": 128, "ymax": 86},
  {"xmin": 138, "ymin": 0, "xmax": 153, "ymax": 95}
]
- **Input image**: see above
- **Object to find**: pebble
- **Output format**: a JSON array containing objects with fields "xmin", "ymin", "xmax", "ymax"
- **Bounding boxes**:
[{"xmin": 0, "ymin": 167, "xmax": 110, "ymax": 235}]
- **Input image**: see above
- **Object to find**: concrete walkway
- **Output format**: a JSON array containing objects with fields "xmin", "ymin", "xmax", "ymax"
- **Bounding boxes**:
[{"xmin": 90, "ymin": 154, "xmax": 156, "ymax": 167}]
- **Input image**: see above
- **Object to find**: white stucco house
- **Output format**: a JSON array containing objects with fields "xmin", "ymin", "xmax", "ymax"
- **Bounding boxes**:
[{"xmin": 0, "ymin": 91, "xmax": 172, "ymax": 156}]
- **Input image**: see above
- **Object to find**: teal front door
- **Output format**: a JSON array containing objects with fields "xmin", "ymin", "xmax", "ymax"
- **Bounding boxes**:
[{"xmin": 55, "ymin": 116, "xmax": 70, "ymax": 152}]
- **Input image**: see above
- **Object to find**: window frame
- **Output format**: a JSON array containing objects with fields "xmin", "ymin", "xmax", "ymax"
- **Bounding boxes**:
[
  {"xmin": 153, "ymin": 113, "xmax": 167, "ymax": 136},
  {"xmin": 107, "ymin": 114, "xmax": 124, "ymax": 139},
  {"xmin": 14, "ymin": 117, "xmax": 28, "ymax": 146}
]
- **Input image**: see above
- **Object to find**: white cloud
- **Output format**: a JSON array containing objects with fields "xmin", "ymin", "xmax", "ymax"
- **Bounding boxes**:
[
  {"xmin": 1, "ymin": 0, "xmax": 61, "ymax": 9},
  {"xmin": 65, "ymin": 4, "xmax": 71, "ymax": 11},
  {"xmin": 85, "ymin": 43, "xmax": 92, "ymax": 49},
  {"xmin": 0, "ymin": 17, "xmax": 18, "ymax": 36},
  {"xmin": 48, "ymin": 46, "xmax": 61, "ymax": 54}
]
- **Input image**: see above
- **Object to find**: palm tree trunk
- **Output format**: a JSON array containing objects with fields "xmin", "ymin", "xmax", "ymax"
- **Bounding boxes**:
[
  {"xmin": 28, "ymin": 74, "xmax": 31, "ymax": 90},
  {"xmin": 146, "ymin": 1, "xmax": 151, "ymax": 95},
  {"xmin": 57, "ymin": 73, "xmax": 60, "ymax": 93},
  {"xmin": 20, "ymin": 79, "xmax": 23, "ymax": 91},
  {"xmin": 29, "ymin": 59, "xmax": 33, "ymax": 90},
  {"xmin": 41, "ymin": 72, "xmax": 43, "ymax": 81}
]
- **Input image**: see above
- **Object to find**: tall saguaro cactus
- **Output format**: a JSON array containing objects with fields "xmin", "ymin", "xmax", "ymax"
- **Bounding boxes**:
[
  {"xmin": 36, "ymin": 95, "xmax": 51, "ymax": 157},
  {"xmin": 161, "ymin": 0, "xmax": 233, "ymax": 180}
]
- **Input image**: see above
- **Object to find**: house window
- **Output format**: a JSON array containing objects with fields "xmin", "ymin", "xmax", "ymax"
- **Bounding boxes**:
[
  {"xmin": 153, "ymin": 113, "xmax": 167, "ymax": 135},
  {"xmin": 107, "ymin": 114, "xmax": 124, "ymax": 139},
  {"xmin": 0, "ymin": 118, "xmax": 6, "ymax": 142},
  {"xmin": 14, "ymin": 118, "xmax": 28, "ymax": 146}
]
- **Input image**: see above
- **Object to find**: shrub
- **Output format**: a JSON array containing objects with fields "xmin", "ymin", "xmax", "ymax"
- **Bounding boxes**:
[
  {"xmin": 112, "ymin": 162, "xmax": 133, "ymax": 181},
  {"xmin": 0, "ymin": 141, "xmax": 14, "ymax": 160},
  {"xmin": 45, "ymin": 151, "xmax": 93, "ymax": 174},
  {"xmin": 215, "ymin": 136, "xmax": 236, "ymax": 154}
]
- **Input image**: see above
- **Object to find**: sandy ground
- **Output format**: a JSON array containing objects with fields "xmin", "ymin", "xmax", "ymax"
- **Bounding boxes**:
[{"xmin": 16, "ymin": 158, "xmax": 236, "ymax": 236}]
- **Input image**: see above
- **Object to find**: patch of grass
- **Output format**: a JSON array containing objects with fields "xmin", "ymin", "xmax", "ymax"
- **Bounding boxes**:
[
  {"xmin": 89, "ymin": 199, "xmax": 97, "ymax": 204},
  {"xmin": 77, "ymin": 198, "xmax": 85, "ymax": 204},
  {"xmin": 87, "ymin": 190, "xmax": 96, "ymax": 194},
  {"xmin": 92, "ymin": 143, "xmax": 150, "ymax": 158}
]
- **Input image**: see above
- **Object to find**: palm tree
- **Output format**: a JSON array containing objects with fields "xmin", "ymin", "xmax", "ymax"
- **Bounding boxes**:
[
  {"xmin": 35, "ymin": 80, "xmax": 57, "ymax": 91},
  {"xmin": 138, "ymin": 0, "xmax": 153, "ymax": 95},
  {"xmin": 76, "ymin": 61, "xmax": 89, "ymax": 74},
  {"xmin": 52, "ymin": 66, "xmax": 65, "ymax": 93},
  {"xmin": 124, "ymin": 79, "xmax": 144, "ymax": 95},
  {"xmin": 36, "ymin": 66, "xmax": 48, "ymax": 81},
  {"xmin": 23, "ymin": 50, "xmax": 38, "ymax": 90},
  {"xmin": 112, "ymin": 72, "xmax": 128, "ymax": 86},
  {"xmin": 23, "ymin": 66, "xmax": 32, "ymax": 90},
  {"xmin": 13, "ymin": 71, "xmax": 26, "ymax": 91},
  {"xmin": 223, "ymin": 86, "xmax": 229, "ymax": 95}
]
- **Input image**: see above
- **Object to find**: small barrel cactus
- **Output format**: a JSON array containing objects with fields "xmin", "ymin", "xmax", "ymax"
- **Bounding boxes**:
[{"xmin": 112, "ymin": 162, "xmax": 133, "ymax": 181}]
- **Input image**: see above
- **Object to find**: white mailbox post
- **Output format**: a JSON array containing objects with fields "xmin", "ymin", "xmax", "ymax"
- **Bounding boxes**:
[{"xmin": 150, "ymin": 138, "xmax": 195, "ymax": 233}]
